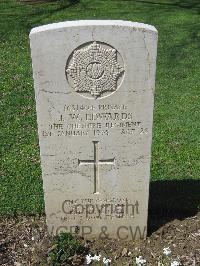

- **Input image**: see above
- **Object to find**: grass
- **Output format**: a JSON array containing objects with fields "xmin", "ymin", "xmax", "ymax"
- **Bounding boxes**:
[{"xmin": 0, "ymin": 0, "xmax": 199, "ymax": 216}]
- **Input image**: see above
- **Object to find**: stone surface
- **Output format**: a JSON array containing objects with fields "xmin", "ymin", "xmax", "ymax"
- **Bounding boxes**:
[{"xmin": 30, "ymin": 20, "xmax": 158, "ymax": 240}]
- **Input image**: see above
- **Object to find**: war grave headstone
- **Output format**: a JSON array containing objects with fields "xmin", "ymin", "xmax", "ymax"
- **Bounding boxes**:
[{"xmin": 30, "ymin": 20, "xmax": 158, "ymax": 240}]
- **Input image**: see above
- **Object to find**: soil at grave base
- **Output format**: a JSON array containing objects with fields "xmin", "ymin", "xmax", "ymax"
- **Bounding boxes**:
[{"xmin": 0, "ymin": 214, "xmax": 199, "ymax": 266}]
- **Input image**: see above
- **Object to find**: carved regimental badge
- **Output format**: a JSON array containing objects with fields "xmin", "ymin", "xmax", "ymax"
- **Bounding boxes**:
[{"xmin": 66, "ymin": 42, "xmax": 124, "ymax": 99}]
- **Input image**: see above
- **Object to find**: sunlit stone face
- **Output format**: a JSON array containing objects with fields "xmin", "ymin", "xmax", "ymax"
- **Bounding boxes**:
[{"xmin": 30, "ymin": 20, "xmax": 157, "ymax": 240}]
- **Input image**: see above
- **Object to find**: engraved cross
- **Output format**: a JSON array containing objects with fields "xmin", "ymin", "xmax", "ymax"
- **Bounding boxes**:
[{"xmin": 78, "ymin": 141, "xmax": 115, "ymax": 194}]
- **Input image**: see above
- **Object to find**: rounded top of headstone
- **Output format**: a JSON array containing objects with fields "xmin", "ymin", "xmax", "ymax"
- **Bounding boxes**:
[{"xmin": 29, "ymin": 20, "xmax": 157, "ymax": 37}]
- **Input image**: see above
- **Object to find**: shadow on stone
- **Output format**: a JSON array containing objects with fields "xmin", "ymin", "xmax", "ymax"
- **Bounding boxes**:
[{"xmin": 148, "ymin": 179, "xmax": 200, "ymax": 235}]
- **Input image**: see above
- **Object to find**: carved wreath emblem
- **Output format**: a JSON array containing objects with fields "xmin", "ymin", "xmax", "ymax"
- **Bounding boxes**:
[{"xmin": 66, "ymin": 42, "xmax": 124, "ymax": 99}]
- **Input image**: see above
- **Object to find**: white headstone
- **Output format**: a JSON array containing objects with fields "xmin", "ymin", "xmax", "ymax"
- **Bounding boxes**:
[{"xmin": 30, "ymin": 20, "xmax": 157, "ymax": 240}]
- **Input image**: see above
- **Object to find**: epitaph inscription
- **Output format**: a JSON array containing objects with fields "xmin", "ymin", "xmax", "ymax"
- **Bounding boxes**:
[
  {"xmin": 30, "ymin": 20, "xmax": 157, "ymax": 240},
  {"xmin": 43, "ymin": 103, "xmax": 145, "ymax": 138},
  {"xmin": 66, "ymin": 42, "xmax": 124, "ymax": 99}
]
